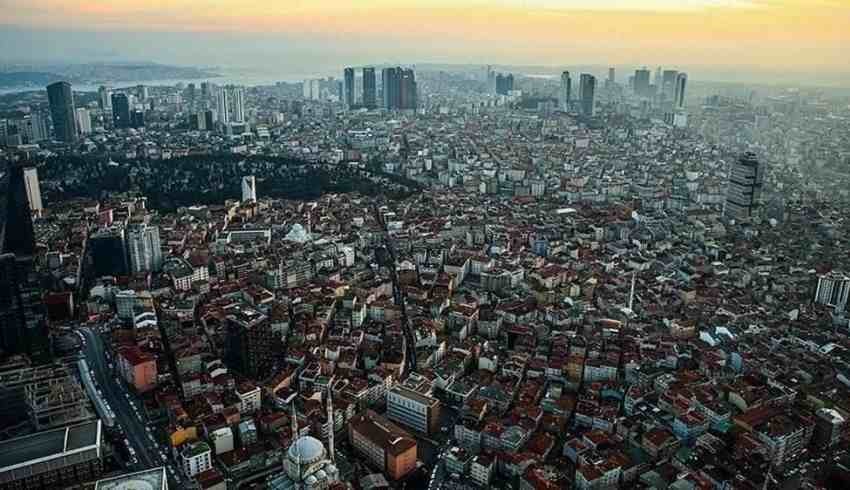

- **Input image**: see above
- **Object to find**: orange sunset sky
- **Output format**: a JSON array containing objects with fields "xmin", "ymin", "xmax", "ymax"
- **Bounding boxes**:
[{"xmin": 2, "ymin": 0, "xmax": 849, "ymax": 78}]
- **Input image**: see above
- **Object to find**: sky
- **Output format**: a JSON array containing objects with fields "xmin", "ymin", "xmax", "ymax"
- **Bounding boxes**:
[{"xmin": 1, "ymin": 0, "xmax": 849, "ymax": 84}]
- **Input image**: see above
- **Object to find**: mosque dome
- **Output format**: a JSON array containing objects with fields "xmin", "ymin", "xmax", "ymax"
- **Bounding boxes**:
[{"xmin": 288, "ymin": 436, "xmax": 326, "ymax": 465}]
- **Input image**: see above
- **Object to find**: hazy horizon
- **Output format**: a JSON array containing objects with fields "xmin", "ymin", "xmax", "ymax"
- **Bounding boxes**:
[{"xmin": 2, "ymin": 0, "xmax": 849, "ymax": 87}]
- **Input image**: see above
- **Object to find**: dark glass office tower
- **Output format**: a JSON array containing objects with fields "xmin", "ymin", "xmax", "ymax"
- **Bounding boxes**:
[
  {"xmin": 399, "ymin": 69, "xmax": 417, "ymax": 110},
  {"xmin": 0, "ymin": 165, "xmax": 51, "ymax": 363},
  {"xmin": 343, "ymin": 67, "xmax": 355, "ymax": 109},
  {"xmin": 1, "ymin": 165, "xmax": 35, "ymax": 257},
  {"xmin": 362, "ymin": 68, "xmax": 376, "ymax": 109},
  {"xmin": 382, "ymin": 67, "xmax": 401, "ymax": 110},
  {"xmin": 111, "ymin": 93, "xmax": 131, "ymax": 129},
  {"xmin": 579, "ymin": 74, "xmax": 596, "ymax": 117},
  {"xmin": 46, "ymin": 81, "xmax": 78, "ymax": 143}
]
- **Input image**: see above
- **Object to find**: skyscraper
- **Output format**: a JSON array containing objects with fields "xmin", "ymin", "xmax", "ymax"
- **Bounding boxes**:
[
  {"xmin": 304, "ymin": 79, "xmax": 321, "ymax": 101},
  {"xmin": 558, "ymin": 71, "xmax": 572, "ymax": 112},
  {"xmin": 75, "ymin": 108, "xmax": 91, "ymax": 135},
  {"xmin": 21, "ymin": 114, "xmax": 48, "ymax": 144},
  {"xmin": 634, "ymin": 68, "xmax": 651, "ymax": 98},
  {"xmin": 362, "ymin": 67, "xmax": 376, "ymax": 109},
  {"xmin": 89, "ymin": 227, "xmax": 129, "ymax": 277},
  {"xmin": 22, "ymin": 167, "xmax": 42, "ymax": 215},
  {"xmin": 242, "ymin": 176, "xmax": 257, "ymax": 202},
  {"xmin": 111, "ymin": 93, "xmax": 131, "ymax": 129},
  {"xmin": 229, "ymin": 86, "xmax": 246, "ymax": 123},
  {"xmin": 127, "ymin": 224, "xmax": 163, "ymax": 274},
  {"xmin": 98, "ymin": 85, "xmax": 111, "ymax": 111},
  {"xmin": 1, "ymin": 165, "xmax": 35, "ymax": 257},
  {"xmin": 399, "ymin": 68, "xmax": 418, "ymax": 110},
  {"xmin": 382, "ymin": 67, "xmax": 401, "ymax": 110},
  {"xmin": 486, "ymin": 65, "xmax": 496, "ymax": 94},
  {"xmin": 674, "ymin": 73, "xmax": 688, "ymax": 109},
  {"xmin": 130, "ymin": 110, "xmax": 145, "ymax": 129},
  {"xmin": 579, "ymin": 74, "xmax": 596, "ymax": 117},
  {"xmin": 0, "ymin": 164, "xmax": 51, "ymax": 362},
  {"xmin": 814, "ymin": 272, "xmax": 850, "ymax": 310},
  {"xmin": 46, "ymin": 81, "xmax": 78, "ymax": 143},
  {"xmin": 217, "ymin": 88, "xmax": 230, "ymax": 125},
  {"xmin": 662, "ymin": 70, "xmax": 679, "ymax": 100},
  {"xmin": 608, "ymin": 67, "xmax": 616, "ymax": 84},
  {"xmin": 343, "ymin": 67, "xmax": 355, "ymax": 109},
  {"xmin": 725, "ymin": 152, "xmax": 765, "ymax": 221},
  {"xmin": 495, "ymin": 73, "xmax": 514, "ymax": 95}
]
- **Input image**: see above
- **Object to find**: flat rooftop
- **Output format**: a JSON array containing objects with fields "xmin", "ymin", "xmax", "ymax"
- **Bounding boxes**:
[
  {"xmin": 95, "ymin": 466, "xmax": 168, "ymax": 490},
  {"xmin": 0, "ymin": 419, "xmax": 101, "ymax": 475}
]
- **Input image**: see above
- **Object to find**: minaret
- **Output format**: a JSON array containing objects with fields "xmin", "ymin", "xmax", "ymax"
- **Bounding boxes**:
[
  {"xmin": 290, "ymin": 401, "xmax": 300, "ymax": 481},
  {"xmin": 326, "ymin": 387, "xmax": 335, "ymax": 463},
  {"xmin": 628, "ymin": 271, "xmax": 637, "ymax": 312}
]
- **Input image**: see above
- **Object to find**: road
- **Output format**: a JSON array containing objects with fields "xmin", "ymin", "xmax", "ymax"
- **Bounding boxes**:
[{"xmin": 80, "ymin": 326, "xmax": 183, "ymax": 487}]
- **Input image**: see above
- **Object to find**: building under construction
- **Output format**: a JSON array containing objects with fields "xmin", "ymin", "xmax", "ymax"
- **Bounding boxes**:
[{"xmin": 0, "ymin": 357, "xmax": 94, "ymax": 435}]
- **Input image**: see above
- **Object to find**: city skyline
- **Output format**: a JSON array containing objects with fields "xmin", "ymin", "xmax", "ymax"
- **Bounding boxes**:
[{"xmin": 1, "ymin": 0, "xmax": 849, "ymax": 87}]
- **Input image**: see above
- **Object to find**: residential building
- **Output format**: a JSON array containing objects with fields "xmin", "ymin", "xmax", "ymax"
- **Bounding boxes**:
[
  {"xmin": 386, "ymin": 385, "xmax": 441, "ymax": 435},
  {"xmin": 181, "ymin": 441, "xmax": 213, "ymax": 477},
  {"xmin": 117, "ymin": 345, "xmax": 158, "ymax": 392},
  {"xmin": 127, "ymin": 223, "xmax": 163, "ymax": 273},
  {"xmin": 348, "ymin": 411, "xmax": 417, "ymax": 480}
]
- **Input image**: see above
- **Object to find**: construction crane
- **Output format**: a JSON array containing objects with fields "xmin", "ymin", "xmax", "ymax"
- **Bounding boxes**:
[{"xmin": 373, "ymin": 205, "xmax": 417, "ymax": 374}]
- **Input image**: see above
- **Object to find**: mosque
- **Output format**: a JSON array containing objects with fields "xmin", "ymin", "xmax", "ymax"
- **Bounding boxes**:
[{"xmin": 267, "ymin": 398, "xmax": 340, "ymax": 490}]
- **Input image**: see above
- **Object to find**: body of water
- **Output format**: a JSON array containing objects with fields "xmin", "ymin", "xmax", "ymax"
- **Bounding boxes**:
[{"xmin": 0, "ymin": 69, "xmax": 331, "ymax": 95}]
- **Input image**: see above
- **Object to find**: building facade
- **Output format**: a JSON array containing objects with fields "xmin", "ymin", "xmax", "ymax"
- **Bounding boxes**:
[
  {"xmin": 46, "ymin": 81, "xmax": 77, "ymax": 142},
  {"xmin": 348, "ymin": 411, "xmax": 417, "ymax": 480},
  {"xmin": 386, "ymin": 385, "xmax": 441, "ymax": 435},
  {"xmin": 725, "ymin": 151, "xmax": 765, "ymax": 221},
  {"xmin": 127, "ymin": 224, "xmax": 163, "ymax": 274}
]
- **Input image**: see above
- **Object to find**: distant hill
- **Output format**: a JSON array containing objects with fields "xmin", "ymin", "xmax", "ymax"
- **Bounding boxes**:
[
  {"xmin": 0, "ymin": 63, "xmax": 218, "ymax": 89},
  {"xmin": 0, "ymin": 71, "xmax": 63, "ymax": 88}
]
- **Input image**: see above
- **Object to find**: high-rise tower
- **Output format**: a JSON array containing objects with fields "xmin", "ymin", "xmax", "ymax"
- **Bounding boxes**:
[
  {"xmin": 229, "ymin": 86, "xmax": 246, "ymax": 123},
  {"xmin": 634, "ymin": 68, "xmax": 651, "ymax": 98},
  {"xmin": 343, "ymin": 67, "xmax": 355, "ymax": 109},
  {"xmin": 0, "ymin": 164, "xmax": 51, "ymax": 362},
  {"xmin": 22, "ymin": 167, "xmax": 42, "ymax": 216},
  {"xmin": 111, "ymin": 93, "xmax": 131, "ymax": 129},
  {"xmin": 399, "ymin": 68, "xmax": 417, "ymax": 110},
  {"xmin": 46, "ymin": 81, "xmax": 78, "ymax": 142},
  {"xmin": 127, "ymin": 224, "xmax": 163, "ymax": 273},
  {"xmin": 559, "ymin": 71, "xmax": 572, "ymax": 112},
  {"xmin": 674, "ymin": 73, "xmax": 688, "ymax": 109},
  {"xmin": 579, "ymin": 74, "xmax": 596, "ymax": 117},
  {"xmin": 382, "ymin": 67, "xmax": 400, "ymax": 110},
  {"xmin": 725, "ymin": 151, "xmax": 765, "ymax": 221},
  {"xmin": 362, "ymin": 67, "xmax": 376, "ymax": 109},
  {"xmin": 242, "ymin": 176, "xmax": 257, "ymax": 202},
  {"xmin": 216, "ymin": 88, "xmax": 230, "ymax": 125}
]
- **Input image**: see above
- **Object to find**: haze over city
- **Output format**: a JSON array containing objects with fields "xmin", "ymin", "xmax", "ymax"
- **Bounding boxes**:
[{"xmin": 2, "ymin": 0, "xmax": 850, "ymax": 85}]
